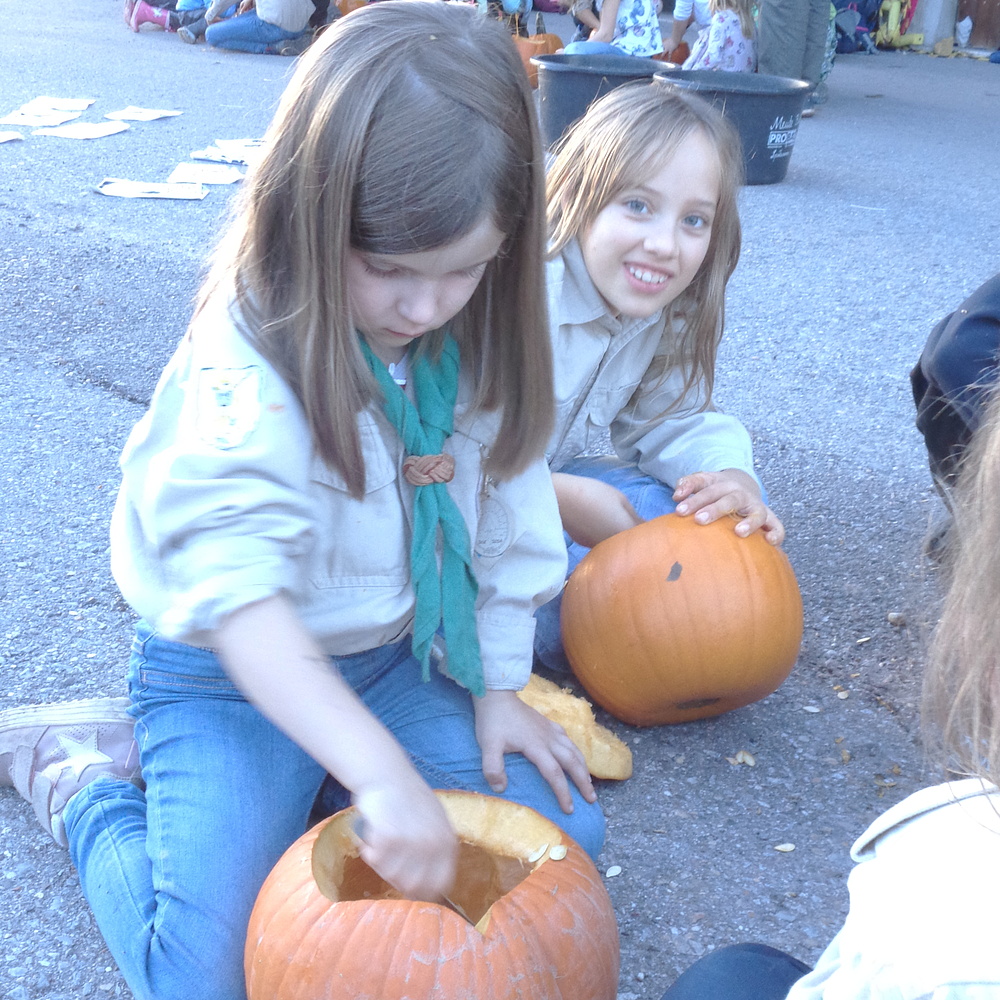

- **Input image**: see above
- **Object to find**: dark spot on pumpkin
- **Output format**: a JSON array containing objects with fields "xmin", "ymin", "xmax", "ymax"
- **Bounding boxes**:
[
  {"xmin": 666, "ymin": 561, "xmax": 682, "ymax": 582},
  {"xmin": 674, "ymin": 697, "xmax": 721, "ymax": 711}
]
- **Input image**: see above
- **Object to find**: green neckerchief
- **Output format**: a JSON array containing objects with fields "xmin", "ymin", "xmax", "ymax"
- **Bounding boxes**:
[{"xmin": 359, "ymin": 335, "xmax": 485, "ymax": 697}]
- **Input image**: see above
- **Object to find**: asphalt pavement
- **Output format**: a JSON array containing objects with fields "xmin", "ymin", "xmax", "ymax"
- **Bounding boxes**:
[{"xmin": 2, "ymin": 4, "xmax": 1000, "ymax": 998}]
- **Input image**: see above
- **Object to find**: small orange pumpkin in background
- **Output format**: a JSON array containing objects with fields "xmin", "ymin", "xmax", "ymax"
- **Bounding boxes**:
[
  {"xmin": 513, "ymin": 33, "xmax": 563, "ymax": 87},
  {"xmin": 245, "ymin": 791, "xmax": 620, "ymax": 1000},
  {"xmin": 561, "ymin": 514, "xmax": 803, "ymax": 726},
  {"xmin": 335, "ymin": 0, "xmax": 366, "ymax": 16}
]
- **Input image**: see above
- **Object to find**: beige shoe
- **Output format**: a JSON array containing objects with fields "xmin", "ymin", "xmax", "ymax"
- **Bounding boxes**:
[{"xmin": 0, "ymin": 698, "xmax": 141, "ymax": 847}]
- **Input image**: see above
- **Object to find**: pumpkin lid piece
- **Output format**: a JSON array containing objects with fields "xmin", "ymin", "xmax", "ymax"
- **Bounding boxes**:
[{"xmin": 518, "ymin": 673, "xmax": 633, "ymax": 779}]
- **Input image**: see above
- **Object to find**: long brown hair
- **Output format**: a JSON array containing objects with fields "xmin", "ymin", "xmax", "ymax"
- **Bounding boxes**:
[
  {"xmin": 197, "ymin": 0, "xmax": 551, "ymax": 497},
  {"xmin": 924, "ymin": 386, "xmax": 1000, "ymax": 782},
  {"xmin": 546, "ymin": 80, "xmax": 744, "ymax": 414}
]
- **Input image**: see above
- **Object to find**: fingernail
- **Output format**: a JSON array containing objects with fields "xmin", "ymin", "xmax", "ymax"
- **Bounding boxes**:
[
  {"xmin": 490, "ymin": 782, "xmax": 504, "ymax": 793},
  {"xmin": 676, "ymin": 503, "xmax": 687, "ymax": 514}
]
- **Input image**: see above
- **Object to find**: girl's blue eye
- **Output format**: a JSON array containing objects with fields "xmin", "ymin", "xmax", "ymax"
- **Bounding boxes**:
[
  {"xmin": 624, "ymin": 198, "xmax": 649, "ymax": 214},
  {"xmin": 684, "ymin": 214, "xmax": 710, "ymax": 229}
]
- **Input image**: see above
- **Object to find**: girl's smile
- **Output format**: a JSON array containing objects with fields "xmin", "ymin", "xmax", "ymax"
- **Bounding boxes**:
[
  {"xmin": 579, "ymin": 130, "xmax": 721, "ymax": 320},
  {"xmin": 347, "ymin": 216, "xmax": 506, "ymax": 365}
]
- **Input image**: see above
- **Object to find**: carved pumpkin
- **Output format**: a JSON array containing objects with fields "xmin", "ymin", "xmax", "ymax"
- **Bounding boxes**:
[
  {"xmin": 513, "ymin": 33, "xmax": 564, "ymax": 87},
  {"xmin": 245, "ymin": 791, "xmax": 620, "ymax": 1000},
  {"xmin": 561, "ymin": 514, "xmax": 803, "ymax": 726}
]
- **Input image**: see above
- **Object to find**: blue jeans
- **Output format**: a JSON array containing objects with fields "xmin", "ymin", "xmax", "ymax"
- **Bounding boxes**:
[
  {"xmin": 661, "ymin": 943, "xmax": 810, "ymax": 999},
  {"xmin": 63, "ymin": 625, "xmax": 605, "ymax": 1000},
  {"xmin": 562, "ymin": 40, "xmax": 630, "ymax": 55},
  {"xmin": 534, "ymin": 455, "xmax": 678, "ymax": 673},
  {"xmin": 205, "ymin": 11, "xmax": 303, "ymax": 53}
]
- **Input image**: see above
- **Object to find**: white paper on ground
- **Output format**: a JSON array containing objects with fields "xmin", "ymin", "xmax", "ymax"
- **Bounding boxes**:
[
  {"xmin": 96, "ymin": 178, "xmax": 209, "ymax": 200},
  {"xmin": 33, "ymin": 121, "xmax": 131, "ymax": 139},
  {"xmin": 167, "ymin": 162, "xmax": 245, "ymax": 185},
  {"xmin": 1, "ymin": 111, "xmax": 81, "ymax": 127},
  {"xmin": 105, "ymin": 106, "xmax": 183, "ymax": 122},
  {"xmin": 0, "ymin": 131, "xmax": 25, "ymax": 144},
  {"xmin": 20, "ymin": 97, "xmax": 96, "ymax": 112}
]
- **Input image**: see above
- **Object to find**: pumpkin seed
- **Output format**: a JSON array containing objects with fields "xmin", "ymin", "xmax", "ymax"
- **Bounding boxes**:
[
  {"xmin": 548, "ymin": 845, "xmax": 568, "ymax": 860},
  {"xmin": 774, "ymin": 843, "xmax": 795, "ymax": 853},
  {"xmin": 528, "ymin": 844, "xmax": 549, "ymax": 863},
  {"xmin": 605, "ymin": 865, "xmax": 622, "ymax": 877}
]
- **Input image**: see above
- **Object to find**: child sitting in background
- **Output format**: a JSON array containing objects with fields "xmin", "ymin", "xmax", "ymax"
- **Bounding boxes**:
[
  {"xmin": 682, "ymin": 0, "xmax": 756, "ymax": 71},
  {"xmin": 535, "ymin": 81, "xmax": 784, "ymax": 674}
]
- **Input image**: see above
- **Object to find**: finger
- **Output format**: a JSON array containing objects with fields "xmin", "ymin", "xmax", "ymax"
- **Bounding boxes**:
[
  {"xmin": 672, "ymin": 472, "xmax": 711, "ymax": 503},
  {"xmin": 522, "ymin": 746, "xmax": 576, "ymax": 813},
  {"xmin": 554, "ymin": 741, "xmax": 597, "ymax": 802},
  {"xmin": 733, "ymin": 506, "xmax": 768, "ymax": 538},
  {"xmin": 480, "ymin": 747, "xmax": 508, "ymax": 794},
  {"xmin": 761, "ymin": 512, "xmax": 786, "ymax": 546}
]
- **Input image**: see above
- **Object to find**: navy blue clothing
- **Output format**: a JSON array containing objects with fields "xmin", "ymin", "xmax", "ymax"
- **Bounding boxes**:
[
  {"xmin": 661, "ymin": 943, "xmax": 811, "ymax": 1000},
  {"xmin": 911, "ymin": 274, "xmax": 1000, "ymax": 486}
]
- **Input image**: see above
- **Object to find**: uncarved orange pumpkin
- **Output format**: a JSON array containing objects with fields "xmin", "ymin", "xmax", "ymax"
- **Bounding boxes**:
[
  {"xmin": 513, "ymin": 33, "xmax": 563, "ymax": 87},
  {"xmin": 561, "ymin": 513, "xmax": 803, "ymax": 726},
  {"xmin": 335, "ymin": 0, "xmax": 366, "ymax": 16},
  {"xmin": 245, "ymin": 791, "xmax": 620, "ymax": 999}
]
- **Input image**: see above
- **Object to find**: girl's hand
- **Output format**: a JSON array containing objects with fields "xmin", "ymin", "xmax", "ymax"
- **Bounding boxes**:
[
  {"xmin": 352, "ymin": 775, "xmax": 458, "ymax": 901},
  {"xmin": 473, "ymin": 690, "xmax": 596, "ymax": 814},
  {"xmin": 552, "ymin": 472, "xmax": 643, "ymax": 548},
  {"xmin": 673, "ymin": 468, "xmax": 785, "ymax": 545}
]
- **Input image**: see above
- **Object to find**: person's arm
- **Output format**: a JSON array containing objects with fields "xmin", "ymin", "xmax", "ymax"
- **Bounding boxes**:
[
  {"xmin": 589, "ymin": 0, "xmax": 621, "ymax": 43},
  {"xmin": 576, "ymin": 3, "xmax": 601, "ymax": 31},
  {"xmin": 215, "ymin": 594, "xmax": 458, "ymax": 900},
  {"xmin": 552, "ymin": 472, "xmax": 643, "ymax": 549},
  {"xmin": 668, "ymin": 12, "xmax": 693, "ymax": 48}
]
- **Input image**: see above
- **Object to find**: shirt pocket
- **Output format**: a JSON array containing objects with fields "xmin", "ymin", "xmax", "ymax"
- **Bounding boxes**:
[{"xmin": 307, "ymin": 420, "xmax": 410, "ymax": 590}]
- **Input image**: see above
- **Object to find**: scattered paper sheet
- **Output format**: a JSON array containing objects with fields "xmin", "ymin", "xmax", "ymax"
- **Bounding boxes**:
[
  {"xmin": 97, "ymin": 178, "xmax": 209, "ymax": 200},
  {"xmin": 21, "ymin": 97, "xmax": 96, "ymax": 112},
  {"xmin": 105, "ymin": 106, "xmax": 183, "ymax": 122},
  {"xmin": 191, "ymin": 137, "xmax": 267, "ymax": 166},
  {"xmin": 0, "ymin": 131, "xmax": 25, "ymax": 144},
  {"xmin": 1, "ymin": 111, "xmax": 81, "ymax": 127},
  {"xmin": 34, "ymin": 121, "xmax": 131, "ymax": 139},
  {"xmin": 167, "ymin": 162, "xmax": 245, "ymax": 185}
]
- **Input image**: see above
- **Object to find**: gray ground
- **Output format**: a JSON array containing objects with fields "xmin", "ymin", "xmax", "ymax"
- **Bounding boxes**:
[{"xmin": 2, "ymin": 4, "xmax": 999, "ymax": 998}]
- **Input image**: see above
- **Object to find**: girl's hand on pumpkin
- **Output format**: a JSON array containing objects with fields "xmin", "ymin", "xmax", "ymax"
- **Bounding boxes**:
[
  {"xmin": 473, "ymin": 690, "xmax": 596, "ymax": 813},
  {"xmin": 352, "ymin": 779, "xmax": 459, "ymax": 901},
  {"xmin": 673, "ymin": 469, "xmax": 785, "ymax": 545}
]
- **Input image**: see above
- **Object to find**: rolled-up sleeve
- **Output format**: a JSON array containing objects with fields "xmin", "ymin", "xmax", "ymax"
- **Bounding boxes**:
[
  {"xmin": 610, "ymin": 351, "xmax": 757, "ymax": 488},
  {"xmin": 471, "ymin": 457, "xmax": 567, "ymax": 691}
]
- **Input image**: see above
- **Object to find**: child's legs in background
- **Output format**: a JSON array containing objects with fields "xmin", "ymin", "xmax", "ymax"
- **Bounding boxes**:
[
  {"xmin": 333, "ymin": 636, "xmax": 606, "ymax": 861},
  {"xmin": 534, "ymin": 455, "xmax": 676, "ymax": 674},
  {"xmin": 63, "ymin": 626, "xmax": 325, "ymax": 1000},
  {"xmin": 205, "ymin": 11, "xmax": 303, "ymax": 52}
]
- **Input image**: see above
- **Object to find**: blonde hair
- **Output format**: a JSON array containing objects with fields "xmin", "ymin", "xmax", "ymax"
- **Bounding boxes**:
[
  {"xmin": 710, "ymin": 0, "xmax": 755, "ymax": 39},
  {"xmin": 547, "ymin": 80, "xmax": 744, "ymax": 413},
  {"xmin": 197, "ymin": 0, "xmax": 551, "ymax": 498},
  {"xmin": 923, "ymin": 386, "xmax": 1000, "ymax": 782}
]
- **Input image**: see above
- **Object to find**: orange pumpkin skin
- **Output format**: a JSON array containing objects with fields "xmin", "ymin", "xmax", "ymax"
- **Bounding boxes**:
[
  {"xmin": 513, "ymin": 33, "xmax": 563, "ymax": 87},
  {"xmin": 245, "ymin": 791, "xmax": 620, "ymax": 1000},
  {"xmin": 561, "ymin": 514, "xmax": 803, "ymax": 726},
  {"xmin": 335, "ymin": 0, "xmax": 366, "ymax": 16}
]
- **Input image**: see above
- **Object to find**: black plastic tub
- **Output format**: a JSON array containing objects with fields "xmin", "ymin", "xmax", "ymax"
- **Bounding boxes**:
[
  {"xmin": 654, "ymin": 70, "xmax": 810, "ymax": 185},
  {"xmin": 532, "ymin": 53, "xmax": 674, "ymax": 149}
]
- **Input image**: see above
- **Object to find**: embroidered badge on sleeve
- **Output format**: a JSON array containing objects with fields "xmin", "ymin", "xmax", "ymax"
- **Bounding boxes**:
[{"xmin": 196, "ymin": 366, "xmax": 263, "ymax": 449}]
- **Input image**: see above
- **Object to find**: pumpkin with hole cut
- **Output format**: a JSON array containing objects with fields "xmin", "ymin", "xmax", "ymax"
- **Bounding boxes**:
[
  {"xmin": 561, "ymin": 513, "xmax": 803, "ymax": 726},
  {"xmin": 244, "ymin": 791, "xmax": 620, "ymax": 999},
  {"xmin": 513, "ymin": 33, "xmax": 563, "ymax": 87}
]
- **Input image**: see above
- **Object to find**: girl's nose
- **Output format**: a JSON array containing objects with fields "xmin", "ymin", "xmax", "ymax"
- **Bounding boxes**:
[
  {"xmin": 397, "ymin": 281, "xmax": 439, "ymax": 326},
  {"xmin": 643, "ymin": 223, "xmax": 678, "ymax": 257}
]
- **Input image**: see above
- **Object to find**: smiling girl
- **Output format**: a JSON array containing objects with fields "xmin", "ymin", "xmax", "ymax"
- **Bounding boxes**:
[{"xmin": 535, "ymin": 81, "xmax": 785, "ymax": 673}]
